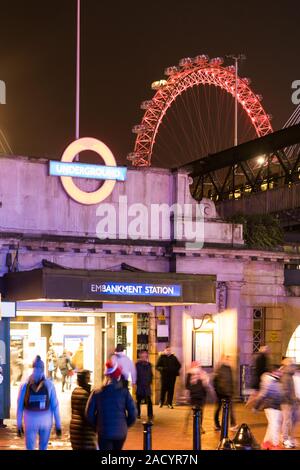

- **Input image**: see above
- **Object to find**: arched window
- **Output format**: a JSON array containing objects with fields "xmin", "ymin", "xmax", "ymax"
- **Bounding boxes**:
[{"xmin": 286, "ymin": 326, "xmax": 300, "ymax": 363}]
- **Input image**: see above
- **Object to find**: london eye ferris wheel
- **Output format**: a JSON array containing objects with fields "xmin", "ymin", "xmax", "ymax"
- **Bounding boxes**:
[{"xmin": 127, "ymin": 55, "xmax": 273, "ymax": 170}]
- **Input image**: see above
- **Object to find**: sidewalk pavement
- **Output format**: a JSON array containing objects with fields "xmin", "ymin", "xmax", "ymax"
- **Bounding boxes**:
[{"xmin": 1, "ymin": 403, "xmax": 299, "ymax": 450}]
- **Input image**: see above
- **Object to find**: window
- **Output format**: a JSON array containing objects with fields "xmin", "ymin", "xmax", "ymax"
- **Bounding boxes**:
[
  {"xmin": 192, "ymin": 330, "xmax": 213, "ymax": 367},
  {"xmin": 286, "ymin": 326, "xmax": 300, "ymax": 363},
  {"xmin": 252, "ymin": 308, "xmax": 265, "ymax": 353}
]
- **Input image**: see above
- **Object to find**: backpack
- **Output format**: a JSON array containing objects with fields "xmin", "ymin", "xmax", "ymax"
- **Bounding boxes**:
[{"xmin": 24, "ymin": 381, "xmax": 50, "ymax": 411}]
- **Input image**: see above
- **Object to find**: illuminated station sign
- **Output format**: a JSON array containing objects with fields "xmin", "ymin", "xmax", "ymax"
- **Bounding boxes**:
[
  {"xmin": 89, "ymin": 282, "xmax": 182, "ymax": 297},
  {"xmin": 49, "ymin": 137, "xmax": 127, "ymax": 205}
]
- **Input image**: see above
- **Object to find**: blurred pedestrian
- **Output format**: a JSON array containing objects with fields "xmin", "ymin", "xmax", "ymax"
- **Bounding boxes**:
[
  {"xmin": 85, "ymin": 360, "xmax": 137, "ymax": 451},
  {"xmin": 248, "ymin": 365, "xmax": 283, "ymax": 450},
  {"xmin": 156, "ymin": 346, "xmax": 181, "ymax": 408},
  {"xmin": 66, "ymin": 351, "xmax": 74, "ymax": 390},
  {"xmin": 213, "ymin": 354, "xmax": 238, "ymax": 431},
  {"xmin": 112, "ymin": 344, "xmax": 137, "ymax": 389},
  {"xmin": 185, "ymin": 361, "xmax": 214, "ymax": 433},
  {"xmin": 280, "ymin": 357, "xmax": 298, "ymax": 448},
  {"xmin": 250, "ymin": 345, "xmax": 271, "ymax": 392},
  {"xmin": 17, "ymin": 355, "xmax": 61, "ymax": 450},
  {"xmin": 70, "ymin": 370, "xmax": 97, "ymax": 450},
  {"xmin": 58, "ymin": 350, "xmax": 71, "ymax": 392},
  {"xmin": 72, "ymin": 341, "xmax": 84, "ymax": 371},
  {"xmin": 47, "ymin": 347, "xmax": 57, "ymax": 381},
  {"xmin": 293, "ymin": 366, "xmax": 300, "ymax": 433},
  {"xmin": 135, "ymin": 350, "xmax": 153, "ymax": 420}
]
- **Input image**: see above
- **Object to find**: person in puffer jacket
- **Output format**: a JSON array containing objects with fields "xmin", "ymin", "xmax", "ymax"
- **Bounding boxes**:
[
  {"xmin": 85, "ymin": 360, "xmax": 137, "ymax": 450},
  {"xmin": 70, "ymin": 370, "xmax": 97, "ymax": 450},
  {"xmin": 250, "ymin": 366, "xmax": 284, "ymax": 450}
]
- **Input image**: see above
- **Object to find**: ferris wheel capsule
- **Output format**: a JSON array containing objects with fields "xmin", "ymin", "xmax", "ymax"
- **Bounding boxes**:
[
  {"xmin": 178, "ymin": 57, "xmax": 193, "ymax": 68},
  {"xmin": 194, "ymin": 55, "xmax": 209, "ymax": 65},
  {"xmin": 256, "ymin": 94, "xmax": 263, "ymax": 101},
  {"xmin": 151, "ymin": 79, "xmax": 167, "ymax": 90},
  {"xmin": 132, "ymin": 124, "xmax": 148, "ymax": 134},
  {"xmin": 140, "ymin": 100, "xmax": 153, "ymax": 110},
  {"xmin": 209, "ymin": 57, "xmax": 224, "ymax": 67},
  {"xmin": 242, "ymin": 77, "xmax": 252, "ymax": 85},
  {"xmin": 127, "ymin": 152, "xmax": 139, "ymax": 161},
  {"xmin": 164, "ymin": 66, "xmax": 179, "ymax": 76},
  {"xmin": 225, "ymin": 65, "xmax": 236, "ymax": 73}
]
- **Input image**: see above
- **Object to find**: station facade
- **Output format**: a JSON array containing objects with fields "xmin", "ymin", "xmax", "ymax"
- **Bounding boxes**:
[{"xmin": 1, "ymin": 153, "xmax": 300, "ymax": 418}]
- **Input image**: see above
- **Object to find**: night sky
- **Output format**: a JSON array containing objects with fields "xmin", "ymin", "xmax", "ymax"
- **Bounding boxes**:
[{"xmin": 0, "ymin": 0, "xmax": 299, "ymax": 166}]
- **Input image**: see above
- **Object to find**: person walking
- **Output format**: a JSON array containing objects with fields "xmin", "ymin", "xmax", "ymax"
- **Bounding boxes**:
[
  {"xmin": 156, "ymin": 346, "xmax": 181, "ymax": 408},
  {"xmin": 112, "ymin": 344, "xmax": 137, "ymax": 389},
  {"xmin": 185, "ymin": 361, "xmax": 214, "ymax": 433},
  {"xmin": 213, "ymin": 354, "xmax": 238, "ymax": 432},
  {"xmin": 58, "ymin": 350, "xmax": 71, "ymax": 392},
  {"xmin": 17, "ymin": 355, "xmax": 62, "ymax": 450},
  {"xmin": 70, "ymin": 370, "xmax": 97, "ymax": 450},
  {"xmin": 250, "ymin": 345, "xmax": 271, "ymax": 392},
  {"xmin": 248, "ymin": 365, "xmax": 283, "ymax": 450},
  {"xmin": 85, "ymin": 360, "xmax": 137, "ymax": 451},
  {"xmin": 72, "ymin": 341, "xmax": 84, "ymax": 371},
  {"xmin": 46, "ymin": 347, "xmax": 57, "ymax": 381},
  {"xmin": 66, "ymin": 351, "xmax": 75, "ymax": 390},
  {"xmin": 135, "ymin": 350, "xmax": 153, "ymax": 420},
  {"xmin": 280, "ymin": 357, "xmax": 298, "ymax": 448}
]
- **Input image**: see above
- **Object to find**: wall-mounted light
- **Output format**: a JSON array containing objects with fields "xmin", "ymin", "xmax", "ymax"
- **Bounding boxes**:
[{"xmin": 193, "ymin": 314, "xmax": 216, "ymax": 331}]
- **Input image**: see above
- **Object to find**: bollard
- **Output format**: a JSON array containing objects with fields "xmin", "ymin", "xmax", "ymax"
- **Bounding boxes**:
[
  {"xmin": 143, "ymin": 420, "xmax": 153, "ymax": 450},
  {"xmin": 232, "ymin": 423, "xmax": 260, "ymax": 450},
  {"xmin": 192, "ymin": 407, "xmax": 202, "ymax": 450},
  {"xmin": 217, "ymin": 399, "xmax": 236, "ymax": 450}
]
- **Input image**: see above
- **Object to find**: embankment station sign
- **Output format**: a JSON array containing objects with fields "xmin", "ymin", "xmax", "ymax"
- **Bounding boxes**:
[{"xmin": 89, "ymin": 282, "xmax": 182, "ymax": 297}]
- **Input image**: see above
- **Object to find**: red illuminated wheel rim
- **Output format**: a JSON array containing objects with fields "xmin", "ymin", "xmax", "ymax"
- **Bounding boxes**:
[{"xmin": 128, "ymin": 57, "xmax": 273, "ymax": 167}]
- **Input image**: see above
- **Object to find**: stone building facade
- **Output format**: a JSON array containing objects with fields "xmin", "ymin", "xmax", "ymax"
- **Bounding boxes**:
[{"xmin": 1, "ymin": 154, "xmax": 300, "ymax": 415}]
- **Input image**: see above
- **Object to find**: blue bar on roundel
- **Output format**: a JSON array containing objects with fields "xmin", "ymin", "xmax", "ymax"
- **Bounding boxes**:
[{"xmin": 49, "ymin": 161, "xmax": 127, "ymax": 181}]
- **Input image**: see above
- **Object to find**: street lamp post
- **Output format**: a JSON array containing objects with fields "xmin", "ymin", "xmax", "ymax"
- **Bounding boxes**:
[{"xmin": 76, "ymin": 0, "xmax": 81, "ymax": 141}]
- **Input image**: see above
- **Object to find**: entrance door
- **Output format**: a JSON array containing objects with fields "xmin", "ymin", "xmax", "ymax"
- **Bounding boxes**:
[{"xmin": 115, "ymin": 314, "xmax": 134, "ymax": 361}]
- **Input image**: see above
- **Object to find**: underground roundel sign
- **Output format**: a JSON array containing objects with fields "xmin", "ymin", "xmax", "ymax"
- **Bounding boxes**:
[{"xmin": 49, "ymin": 137, "xmax": 127, "ymax": 205}]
